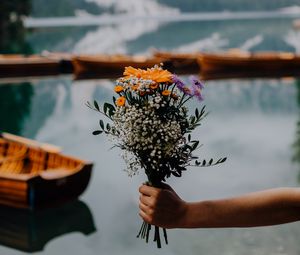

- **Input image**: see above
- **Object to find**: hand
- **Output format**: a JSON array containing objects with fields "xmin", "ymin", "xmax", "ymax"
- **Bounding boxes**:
[{"xmin": 138, "ymin": 184, "xmax": 188, "ymax": 229}]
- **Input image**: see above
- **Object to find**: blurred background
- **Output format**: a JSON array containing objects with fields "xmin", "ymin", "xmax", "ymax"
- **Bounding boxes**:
[{"xmin": 1, "ymin": 0, "xmax": 300, "ymax": 254}]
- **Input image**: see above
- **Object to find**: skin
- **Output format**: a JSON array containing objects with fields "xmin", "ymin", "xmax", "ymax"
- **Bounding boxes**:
[{"xmin": 139, "ymin": 184, "xmax": 300, "ymax": 229}]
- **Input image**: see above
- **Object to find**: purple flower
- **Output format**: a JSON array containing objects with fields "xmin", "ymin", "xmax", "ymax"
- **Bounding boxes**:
[
  {"xmin": 192, "ymin": 85, "xmax": 204, "ymax": 101},
  {"xmin": 189, "ymin": 75, "xmax": 204, "ymax": 89},
  {"xmin": 172, "ymin": 74, "xmax": 185, "ymax": 90}
]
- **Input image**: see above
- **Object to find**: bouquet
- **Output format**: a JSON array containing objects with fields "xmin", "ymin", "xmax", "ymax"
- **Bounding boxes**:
[{"xmin": 87, "ymin": 65, "xmax": 226, "ymax": 248}]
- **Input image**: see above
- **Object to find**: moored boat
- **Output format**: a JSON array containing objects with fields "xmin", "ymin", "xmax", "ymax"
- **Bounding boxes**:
[
  {"xmin": 72, "ymin": 54, "xmax": 163, "ymax": 79},
  {"xmin": 199, "ymin": 51, "xmax": 300, "ymax": 80},
  {"xmin": 0, "ymin": 133, "xmax": 93, "ymax": 209},
  {"xmin": 153, "ymin": 50, "xmax": 201, "ymax": 74},
  {"xmin": 0, "ymin": 54, "xmax": 73, "ymax": 78}
]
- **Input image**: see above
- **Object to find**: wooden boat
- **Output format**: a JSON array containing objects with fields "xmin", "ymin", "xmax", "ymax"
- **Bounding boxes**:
[
  {"xmin": 0, "ymin": 133, "xmax": 93, "ymax": 209},
  {"xmin": 199, "ymin": 51, "xmax": 300, "ymax": 80},
  {"xmin": 0, "ymin": 200, "xmax": 95, "ymax": 252},
  {"xmin": 153, "ymin": 50, "xmax": 201, "ymax": 74},
  {"xmin": 0, "ymin": 54, "xmax": 73, "ymax": 78},
  {"xmin": 72, "ymin": 54, "xmax": 164, "ymax": 79}
]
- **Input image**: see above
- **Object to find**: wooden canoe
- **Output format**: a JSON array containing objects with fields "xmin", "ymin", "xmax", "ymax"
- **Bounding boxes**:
[
  {"xmin": 0, "ymin": 200, "xmax": 95, "ymax": 252},
  {"xmin": 72, "ymin": 54, "xmax": 164, "ymax": 79},
  {"xmin": 0, "ymin": 54, "xmax": 73, "ymax": 78},
  {"xmin": 153, "ymin": 50, "xmax": 201, "ymax": 74},
  {"xmin": 0, "ymin": 133, "xmax": 93, "ymax": 209},
  {"xmin": 199, "ymin": 51, "xmax": 300, "ymax": 80}
]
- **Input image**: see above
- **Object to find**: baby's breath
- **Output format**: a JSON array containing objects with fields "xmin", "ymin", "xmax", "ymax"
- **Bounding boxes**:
[{"xmin": 89, "ymin": 65, "xmax": 226, "ymax": 248}]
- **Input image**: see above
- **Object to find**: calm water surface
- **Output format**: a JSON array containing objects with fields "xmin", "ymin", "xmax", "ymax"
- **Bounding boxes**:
[{"xmin": 1, "ymin": 16, "xmax": 300, "ymax": 254}]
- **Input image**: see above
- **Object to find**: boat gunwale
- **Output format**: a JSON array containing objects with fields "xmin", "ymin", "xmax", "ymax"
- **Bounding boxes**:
[{"xmin": 0, "ymin": 162, "xmax": 93, "ymax": 182}]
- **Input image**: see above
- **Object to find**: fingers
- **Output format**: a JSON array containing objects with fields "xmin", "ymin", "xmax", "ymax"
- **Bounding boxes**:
[
  {"xmin": 139, "ymin": 194, "xmax": 153, "ymax": 207},
  {"xmin": 139, "ymin": 210, "xmax": 151, "ymax": 224},
  {"xmin": 139, "ymin": 184, "xmax": 160, "ymax": 196}
]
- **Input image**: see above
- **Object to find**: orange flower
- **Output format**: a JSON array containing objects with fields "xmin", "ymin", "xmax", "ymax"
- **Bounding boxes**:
[
  {"xmin": 139, "ymin": 91, "xmax": 146, "ymax": 96},
  {"xmin": 114, "ymin": 85, "xmax": 124, "ymax": 93},
  {"xmin": 171, "ymin": 93, "xmax": 179, "ymax": 100},
  {"xmin": 123, "ymin": 66, "xmax": 173, "ymax": 83},
  {"xmin": 116, "ymin": 96, "xmax": 126, "ymax": 106},
  {"xmin": 131, "ymin": 85, "xmax": 139, "ymax": 91},
  {"xmin": 145, "ymin": 68, "xmax": 173, "ymax": 83},
  {"xmin": 150, "ymin": 83, "xmax": 158, "ymax": 90},
  {"xmin": 162, "ymin": 90, "xmax": 171, "ymax": 96},
  {"xmin": 123, "ymin": 66, "xmax": 143, "ymax": 78}
]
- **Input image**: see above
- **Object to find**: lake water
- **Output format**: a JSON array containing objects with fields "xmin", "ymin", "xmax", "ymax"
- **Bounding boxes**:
[{"xmin": 1, "ymin": 14, "xmax": 300, "ymax": 255}]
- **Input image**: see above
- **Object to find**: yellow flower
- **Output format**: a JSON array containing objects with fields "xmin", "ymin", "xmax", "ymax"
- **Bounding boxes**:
[
  {"xmin": 116, "ymin": 96, "xmax": 126, "ymax": 106},
  {"xmin": 114, "ymin": 85, "xmax": 124, "ymax": 93},
  {"xmin": 123, "ymin": 66, "xmax": 173, "ymax": 83},
  {"xmin": 162, "ymin": 90, "xmax": 171, "ymax": 96}
]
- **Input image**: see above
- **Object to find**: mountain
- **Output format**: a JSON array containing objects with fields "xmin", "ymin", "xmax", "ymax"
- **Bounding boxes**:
[
  {"xmin": 31, "ymin": 0, "xmax": 300, "ymax": 17},
  {"xmin": 31, "ymin": 0, "xmax": 104, "ymax": 17},
  {"xmin": 158, "ymin": 0, "xmax": 300, "ymax": 12}
]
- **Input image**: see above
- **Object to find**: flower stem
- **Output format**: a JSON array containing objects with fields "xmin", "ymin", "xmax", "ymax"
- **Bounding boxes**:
[{"xmin": 155, "ymin": 226, "xmax": 162, "ymax": 248}]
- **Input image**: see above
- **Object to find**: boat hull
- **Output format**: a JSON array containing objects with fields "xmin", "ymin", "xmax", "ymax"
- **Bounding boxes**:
[
  {"xmin": 199, "ymin": 52, "xmax": 300, "ymax": 80},
  {"xmin": 72, "ymin": 55, "xmax": 163, "ymax": 79},
  {"xmin": 0, "ymin": 133, "xmax": 93, "ymax": 209}
]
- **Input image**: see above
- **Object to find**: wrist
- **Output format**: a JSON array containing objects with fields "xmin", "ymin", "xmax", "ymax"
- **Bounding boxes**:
[{"xmin": 177, "ymin": 201, "xmax": 191, "ymax": 228}]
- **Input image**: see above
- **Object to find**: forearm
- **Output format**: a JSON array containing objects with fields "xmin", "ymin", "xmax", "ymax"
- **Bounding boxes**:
[{"xmin": 182, "ymin": 188, "xmax": 300, "ymax": 228}]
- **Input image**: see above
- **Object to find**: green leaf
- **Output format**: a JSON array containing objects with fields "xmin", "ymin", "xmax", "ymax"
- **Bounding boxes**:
[
  {"xmin": 106, "ymin": 123, "xmax": 111, "ymax": 131},
  {"xmin": 172, "ymin": 171, "xmax": 182, "ymax": 177},
  {"xmin": 103, "ymin": 103, "xmax": 108, "ymax": 115},
  {"xmin": 209, "ymin": 158, "xmax": 213, "ymax": 165},
  {"xmin": 188, "ymin": 134, "xmax": 191, "ymax": 142},
  {"xmin": 195, "ymin": 108, "xmax": 199, "ymax": 118},
  {"xmin": 92, "ymin": 130, "xmax": 103, "ymax": 135},
  {"xmin": 191, "ymin": 141, "xmax": 199, "ymax": 151},
  {"xmin": 202, "ymin": 159, "xmax": 206, "ymax": 166},
  {"xmin": 99, "ymin": 120, "xmax": 104, "ymax": 130},
  {"xmin": 94, "ymin": 100, "xmax": 100, "ymax": 111},
  {"xmin": 190, "ymin": 116, "xmax": 196, "ymax": 124},
  {"xmin": 106, "ymin": 103, "xmax": 115, "ymax": 116},
  {"xmin": 219, "ymin": 157, "xmax": 227, "ymax": 163}
]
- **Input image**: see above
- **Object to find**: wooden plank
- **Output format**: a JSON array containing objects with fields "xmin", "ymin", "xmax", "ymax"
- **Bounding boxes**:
[{"xmin": 1, "ymin": 133, "xmax": 61, "ymax": 153}]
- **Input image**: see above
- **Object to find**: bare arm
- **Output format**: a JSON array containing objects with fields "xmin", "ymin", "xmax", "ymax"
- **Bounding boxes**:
[{"xmin": 139, "ymin": 185, "xmax": 300, "ymax": 229}]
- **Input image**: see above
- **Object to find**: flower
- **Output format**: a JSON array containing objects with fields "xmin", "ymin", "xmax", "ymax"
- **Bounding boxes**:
[
  {"xmin": 172, "ymin": 74, "xmax": 185, "ymax": 90},
  {"xmin": 150, "ymin": 83, "xmax": 159, "ymax": 90},
  {"xmin": 171, "ymin": 93, "xmax": 179, "ymax": 100},
  {"xmin": 189, "ymin": 75, "xmax": 204, "ymax": 89},
  {"xmin": 90, "ymin": 65, "xmax": 226, "ymax": 249},
  {"xmin": 124, "ymin": 66, "xmax": 173, "ymax": 83},
  {"xmin": 192, "ymin": 86, "xmax": 204, "ymax": 101},
  {"xmin": 123, "ymin": 66, "xmax": 143, "ymax": 78},
  {"xmin": 114, "ymin": 85, "xmax": 124, "ymax": 93},
  {"xmin": 131, "ymin": 85, "xmax": 139, "ymax": 91},
  {"xmin": 116, "ymin": 96, "xmax": 126, "ymax": 106},
  {"xmin": 183, "ymin": 87, "xmax": 192, "ymax": 95},
  {"xmin": 162, "ymin": 90, "xmax": 171, "ymax": 96}
]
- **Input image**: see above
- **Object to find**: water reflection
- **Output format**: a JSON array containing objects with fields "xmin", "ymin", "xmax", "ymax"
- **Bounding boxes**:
[
  {"xmin": 0, "ymin": 0, "xmax": 32, "ymax": 54},
  {"xmin": 0, "ymin": 83, "xmax": 33, "ymax": 135},
  {"xmin": 292, "ymin": 79, "xmax": 300, "ymax": 182},
  {"xmin": 0, "ymin": 200, "xmax": 96, "ymax": 253}
]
